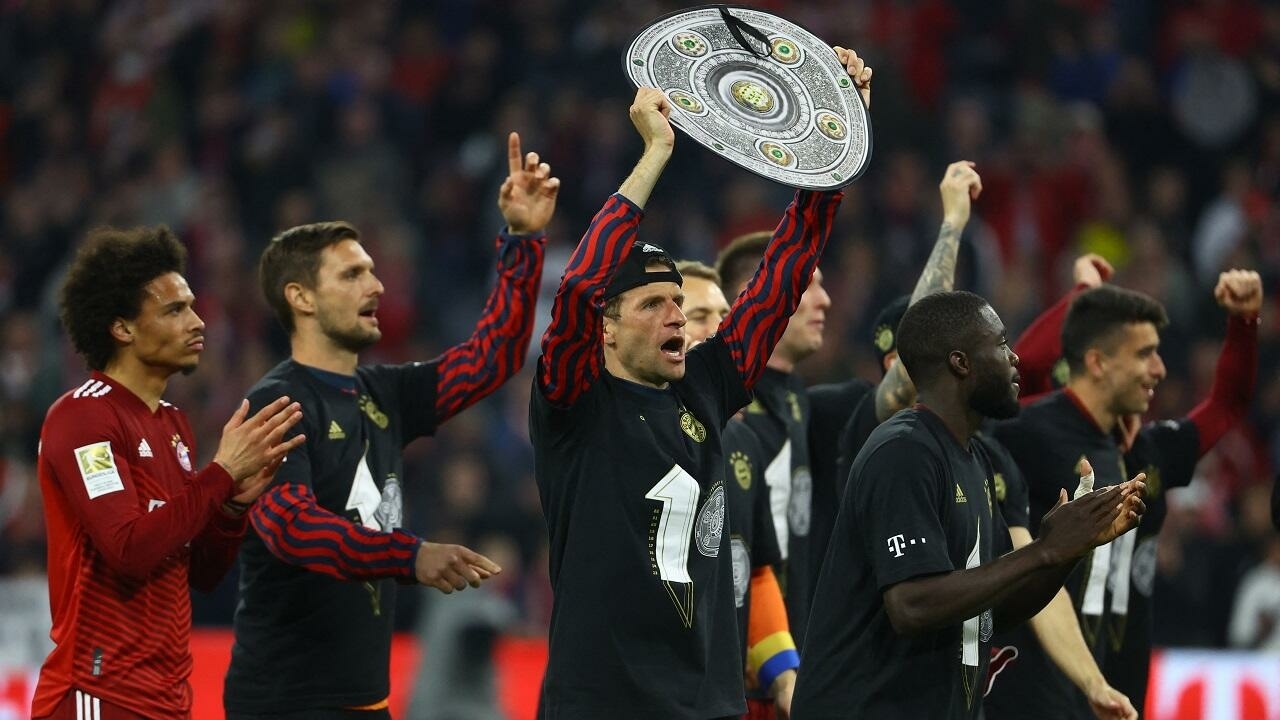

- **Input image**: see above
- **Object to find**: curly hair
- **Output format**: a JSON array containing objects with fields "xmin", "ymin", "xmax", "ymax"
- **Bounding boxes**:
[
  {"xmin": 59, "ymin": 226, "xmax": 188, "ymax": 371},
  {"xmin": 259, "ymin": 221, "xmax": 360, "ymax": 334}
]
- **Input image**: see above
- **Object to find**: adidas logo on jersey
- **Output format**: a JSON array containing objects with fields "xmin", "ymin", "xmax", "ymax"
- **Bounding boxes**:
[
  {"xmin": 138, "ymin": 439, "xmax": 154, "ymax": 458},
  {"xmin": 955, "ymin": 484, "xmax": 967, "ymax": 503},
  {"xmin": 329, "ymin": 420, "xmax": 346, "ymax": 440}
]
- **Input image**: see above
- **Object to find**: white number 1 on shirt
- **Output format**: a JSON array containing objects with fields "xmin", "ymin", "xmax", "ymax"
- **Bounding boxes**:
[{"xmin": 646, "ymin": 465, "xmax": 700, "ymax": 584}]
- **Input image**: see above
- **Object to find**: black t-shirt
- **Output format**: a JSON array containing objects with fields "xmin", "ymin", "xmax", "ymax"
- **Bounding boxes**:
[
  {"xmin": 226, "ymin": 359, "xmax": 438, "ymax": 712},
  {"xmin": 806, "ymin": 379, "xmax": 874, "ymax": 592},
  {"xmin": 723, "ymin": 419, "xmax": 783, "ymax": 661},
  {"xmin": 835, "ymin": 390, "xmax": 880, "ymax": 506},
  {"xmin": 975, "ymin": 428, "xmax": 1030, "ymax": 535},
  {"xmin": 985, "ymin": 391, "xmax": 1200, "ymax": 718},
  {"xmin": 531, "ymin": 336, "xmax": 749, "ymax": 720},
  {"xmin": 791, "ymin": 408, "xmax": 1005, "ymax": 720},
  {"xmin": 741, "ymin": 368, "xmax": 814, "ymax": 647}
]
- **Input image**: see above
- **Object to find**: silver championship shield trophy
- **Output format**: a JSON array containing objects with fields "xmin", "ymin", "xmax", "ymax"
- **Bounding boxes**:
[{"xmin": 624, "ymin": 5, "xmax": 873, "ymax": 190}]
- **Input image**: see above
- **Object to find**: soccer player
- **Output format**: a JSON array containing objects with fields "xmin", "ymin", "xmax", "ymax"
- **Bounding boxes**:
[
  {"xmin": 32, "ymin": 226, "xmax": 305, "ymax": 720},
  {"xmin": 790, "ymin": 290, "xmax": 1146, "ymax": 720},
  {"xmin": 224, "ymin": 132, "xmax": 558, "ymax": 719},
  {"xmin": 530, "ymin": 49, "xmax": 860, "ymax": 714},
  {"xmin": 840, "ymin": 258, "xmax": 1137, "ymax": 719},
  {"xmin": 677, "ymin": 260, "xmax": 796, "ymax": 717},
  {"xmin": 717, "ymin": 160, "xmax": 980, "ymax": 649},
  {"xmin": 986, "ymin": 272, "xmax": 1262, "ymax": 716}
]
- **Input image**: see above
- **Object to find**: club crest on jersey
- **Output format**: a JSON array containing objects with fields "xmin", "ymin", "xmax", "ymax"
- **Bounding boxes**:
[
  {"xmin": 730, "ymin": 450, "xmax": 752, "ymax": 490},
  {"xmin": 74, "ymin": 441, "xmax": 125, "ymax": 499},
  {"xmin": 359, "ymin": 395, "xmax": 389, "ymax": 429},
  {"xmin": 679, "ymin": 410, "xmax": 706, "ymax": 443},
  {"xmin": 171, "ymin": 434, "xmax": 193, "ymax": 472},
  {"xmin": 993, "ymin": 473, "xmax": 1007, "ymax": 502},
  {"xmin": 694, "ymin": 483, "xmax": 725, "ymax": 557},
  {"xmin": 786, "ymin": 391, "xmax": 802, "ymax": 422}
]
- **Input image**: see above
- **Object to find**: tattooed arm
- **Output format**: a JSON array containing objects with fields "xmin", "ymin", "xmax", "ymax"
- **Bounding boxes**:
[{"xmin": 874, "ymin": 161, "xmax": 984, "ymax": 421}]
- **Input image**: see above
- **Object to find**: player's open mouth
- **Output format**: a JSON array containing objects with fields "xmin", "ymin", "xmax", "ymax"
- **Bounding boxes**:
[
  {"xmin": 359, "ymin": 307, "xmax": 378, "ymax": 322},
  {"xmin": 661, "ymin": 337, "xmax": 685, "ymax": 359}
]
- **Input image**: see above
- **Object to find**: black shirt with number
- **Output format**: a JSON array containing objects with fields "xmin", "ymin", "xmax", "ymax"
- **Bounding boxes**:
[
  {"xmin": 791, "ymin": 407, "xmax": 1004, "ymax": 720},
  {"xmin": 226, "ymin": 360, "xmax": 437, "ymax": 713},
  {"xmin": 985, "ymin": 390, "xmax": 1200, "ymax": 718},
  {"xmin": 741, "ymin": 368, "xmax": 815, "ymax": 648},
  {"xmin": 723, "ymin": 419, "xmax": 783, "ymax": 660},
  {"xmin": 531, "ymin": 336, "xmax": 748, "ymax": 720}
]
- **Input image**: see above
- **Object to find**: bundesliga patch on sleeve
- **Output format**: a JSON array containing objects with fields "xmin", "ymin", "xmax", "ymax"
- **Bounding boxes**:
[{"xmin": 75, "ymin": 441, "xmax": 125, "ymax": 499}]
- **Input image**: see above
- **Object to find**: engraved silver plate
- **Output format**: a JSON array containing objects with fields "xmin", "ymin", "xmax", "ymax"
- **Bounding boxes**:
[{"xmin": 624, "ymin": 5, "xmax": 872, "ymax": 190}]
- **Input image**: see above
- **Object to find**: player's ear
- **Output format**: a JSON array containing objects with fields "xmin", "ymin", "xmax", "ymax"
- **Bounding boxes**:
[
  {"xmin": 602, "ymin": 314, "xmax": 618, "ymax": 347},
  {"xmin": 109, "ymin": 317, "xmax": 133, "ymax": 345},
  {"xmin": 947, "ymin": 349, "xmax": 970, "ymax": 379},
  {"xmin": 284, "ymin": 282, "xmax": 314, "ymax": 318},
  {"xmin": 1083, "ymin": 347, "xmax": 1106, "ymax": 380}
]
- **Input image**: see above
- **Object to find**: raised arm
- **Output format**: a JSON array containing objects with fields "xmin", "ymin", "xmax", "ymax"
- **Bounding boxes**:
[
  {"xmin": 1014, "ymin": 254, "xmax": 1114, "ymax": 401},
  {"xmin": 434, "ymin": 133, "xmax": 557, "ymax": 424},
  {"xmin": 537, "ymin": 88, "xmax": 674, "ymax": 407},
  {"xmin": 875, "ymin": 161, "xmax": 983, "ymax": 421},
  {"xmin": 1187, "ymin": 269, "xmax": 1262, "ymax": 455}
]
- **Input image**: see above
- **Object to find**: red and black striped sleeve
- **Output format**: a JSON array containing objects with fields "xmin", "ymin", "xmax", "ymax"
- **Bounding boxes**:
[
  {"xmin": 537, "ymin": 193, "xmax": 643, "ymax": 407},
  {"xmin": 1188, "ymin": 313, "xmax": 1259, "ymax": 455},
  {"xmin": 719, "ymin": 190, "xmax": 843, "ymax": 390},
  {"xmin": 1013, "ymin": 283, "xmax": 1087, "ymax": 401},
  {"xmin": 434, "ymin": 231, "xmax": 547, "ymax": 425},
  {"xmin": 249, "ymin": 483, "xmax": 421, "ymax": 581}
]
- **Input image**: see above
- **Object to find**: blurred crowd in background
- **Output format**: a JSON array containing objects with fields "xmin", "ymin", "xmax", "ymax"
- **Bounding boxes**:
[{"xmin": 1, "ymin": 0, "xmax": 1278, "ymax": 651}]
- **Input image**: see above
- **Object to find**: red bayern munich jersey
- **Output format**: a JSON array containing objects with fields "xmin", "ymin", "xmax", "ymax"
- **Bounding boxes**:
[{"xmin": 32, "ymin": 372, "xmax": 245, "ymax": 719}]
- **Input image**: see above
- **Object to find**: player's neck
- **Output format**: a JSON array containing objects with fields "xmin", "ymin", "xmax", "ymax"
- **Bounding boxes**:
[
  {"xmin": 916, "ymin": 390, "xmax": 981, "ymax": 446},
  {"xmin": 1064, "ymin": 380, "xmax": 1118, "ymax": 433},
  {"xmin": 291, "ymin": 332, "xmax": 359, "ymax": 376},
  {"xmin": 765, "ymin": 354, "xmax": 795, "ymax": 374},
  {"xmin": 102, "ymin": 358, "xmax": 170, "ymax": 412}
]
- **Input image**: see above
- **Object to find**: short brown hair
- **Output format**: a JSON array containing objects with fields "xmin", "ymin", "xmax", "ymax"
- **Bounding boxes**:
[
  {"xmin": 675, "ymin": 260, "xmax": 721, "ymax": 286},
  {"xmin": 259, "ymin": 221, "xmax": 360, "ymax": 333},
  {"xmin": 714, "ymin": 231, "xmax": 771, "ymax": 298},
  {"xmin": 59, "ymin": 226, "xmax": 187, "ymax": 371}
]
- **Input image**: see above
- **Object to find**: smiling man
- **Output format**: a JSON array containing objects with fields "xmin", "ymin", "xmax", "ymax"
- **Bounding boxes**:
[
  {"xmin": 225, "ymin": 132, "xmax": 558, "ymax": 719},
  {"xmin": 986, "ymin": 273, "xmax": 1263, "ymax": 717},
  {"xmin": 33, "ymin": 226, "xmax": 303, "ymax": 720}
]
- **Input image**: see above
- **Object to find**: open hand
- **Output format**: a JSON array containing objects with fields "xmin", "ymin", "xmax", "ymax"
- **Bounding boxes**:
[
  {"xmin": 498, "ymin": 132, "xmax": 560, "ymax": 235},
  {"xmin": 213, "ymin": 397, "xmax": 305, "ymax": 484}
]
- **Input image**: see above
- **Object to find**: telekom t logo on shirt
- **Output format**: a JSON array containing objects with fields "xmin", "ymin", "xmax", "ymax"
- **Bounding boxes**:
[{"xmin": 887, "ymin": 534, "xmax": 927, "ymax": 557}]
